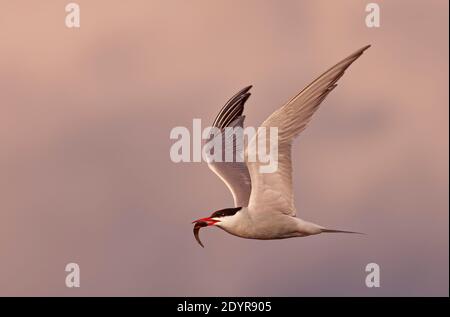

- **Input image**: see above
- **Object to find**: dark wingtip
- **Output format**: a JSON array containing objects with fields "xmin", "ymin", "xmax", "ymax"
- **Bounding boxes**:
[
  {"xmin": 354, "ymin": 45, "xmax": 371, "ymax": 57},
  {"xmin": 242, "ymin": 85, "xmax": 253, "ymax": 92},
  {"xmin": 231, "ymin": 85, "xmax": 253, "ymax": 98},
  {"xmin": 234, "ymin": 85, "xmax": 253, "ymax": 100},
  {"xmin": 212, "ymin": 85, "xmax": 253, "ymax": 129}
]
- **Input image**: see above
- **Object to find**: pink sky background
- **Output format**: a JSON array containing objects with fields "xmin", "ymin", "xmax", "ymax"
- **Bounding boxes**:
[{"xmin": 0, "ymin": 0, "xmax": 448, "ymax": 296}]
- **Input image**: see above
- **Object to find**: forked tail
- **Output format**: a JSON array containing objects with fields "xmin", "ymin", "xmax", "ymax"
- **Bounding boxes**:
[{"xmin": 321, "ymin": 229, "xmax": 365, "ymax": 235}]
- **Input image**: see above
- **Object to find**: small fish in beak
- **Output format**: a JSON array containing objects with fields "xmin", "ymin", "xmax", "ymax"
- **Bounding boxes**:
[
  {"xmin": 192, "ymin": 217, "xmax": 220, "ymax": 248},
  {"xmin": 193, "ymin": 221, "xmax": 207, "ymax": 248}
]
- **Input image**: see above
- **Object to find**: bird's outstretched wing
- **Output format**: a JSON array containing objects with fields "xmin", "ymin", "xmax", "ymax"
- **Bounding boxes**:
[
  {"xmin": 207, "ymin": 86, "xmax": 253, "ymax": 207},
  {"xmin": 246, "ymin": 45, "xmax": 370, "ymax": 216}
]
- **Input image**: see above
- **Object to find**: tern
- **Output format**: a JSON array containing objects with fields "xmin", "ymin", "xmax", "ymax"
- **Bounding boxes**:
[{"xmin": 193, "ymin": 45, "xmax": 370, "ymax": 247}]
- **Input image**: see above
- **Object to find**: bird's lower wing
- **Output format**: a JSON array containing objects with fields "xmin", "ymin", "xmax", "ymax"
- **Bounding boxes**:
[
  {"xmin": 207, "ymin": 86, "xmax": 253, "ymax": 207},
  {"xmin": 246, "ymin": 45, "xmax": 370, "ymax": 216}
]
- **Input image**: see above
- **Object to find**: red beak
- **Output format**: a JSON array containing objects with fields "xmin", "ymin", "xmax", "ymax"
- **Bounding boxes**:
[
  {"xmin": 192, "ymin": 217, "xmax": 221, "ymax": 248},
  {"xmin": 192, "ymin": 217, "xmax": 220, "ymax": 226}
]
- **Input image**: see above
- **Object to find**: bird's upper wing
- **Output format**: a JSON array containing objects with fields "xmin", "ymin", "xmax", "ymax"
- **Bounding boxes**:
[
  {"xmin": 246, "ymin": 45, "xmax": 370, "ymax": 216},
  {"xmin": 207, "ymin": 86, "xmax": 253, "ymax": 207}
]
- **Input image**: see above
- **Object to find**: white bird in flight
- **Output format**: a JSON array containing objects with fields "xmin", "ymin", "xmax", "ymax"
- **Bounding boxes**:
[{"xmin": 193, "ymin": 45, "xmax": 370, "ymax": 247}]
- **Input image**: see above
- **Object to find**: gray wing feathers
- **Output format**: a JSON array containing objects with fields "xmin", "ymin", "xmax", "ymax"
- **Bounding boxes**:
[
  {"xmin": 247, "ymin": 45, "xmax": 370, "ymax": 216},
  {"xmin": 263, "ymin": 45, "xmax": 371, "ymax": 143},
  {"xmin": 207, "ymin": 86, "xmax": 253, "ymax": 207}
]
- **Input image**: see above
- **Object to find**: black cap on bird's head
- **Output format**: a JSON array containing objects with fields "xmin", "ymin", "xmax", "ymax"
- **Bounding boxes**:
[{"xmin": 192, "ymin": 207, "xmax": 242, "ymax": 248}]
